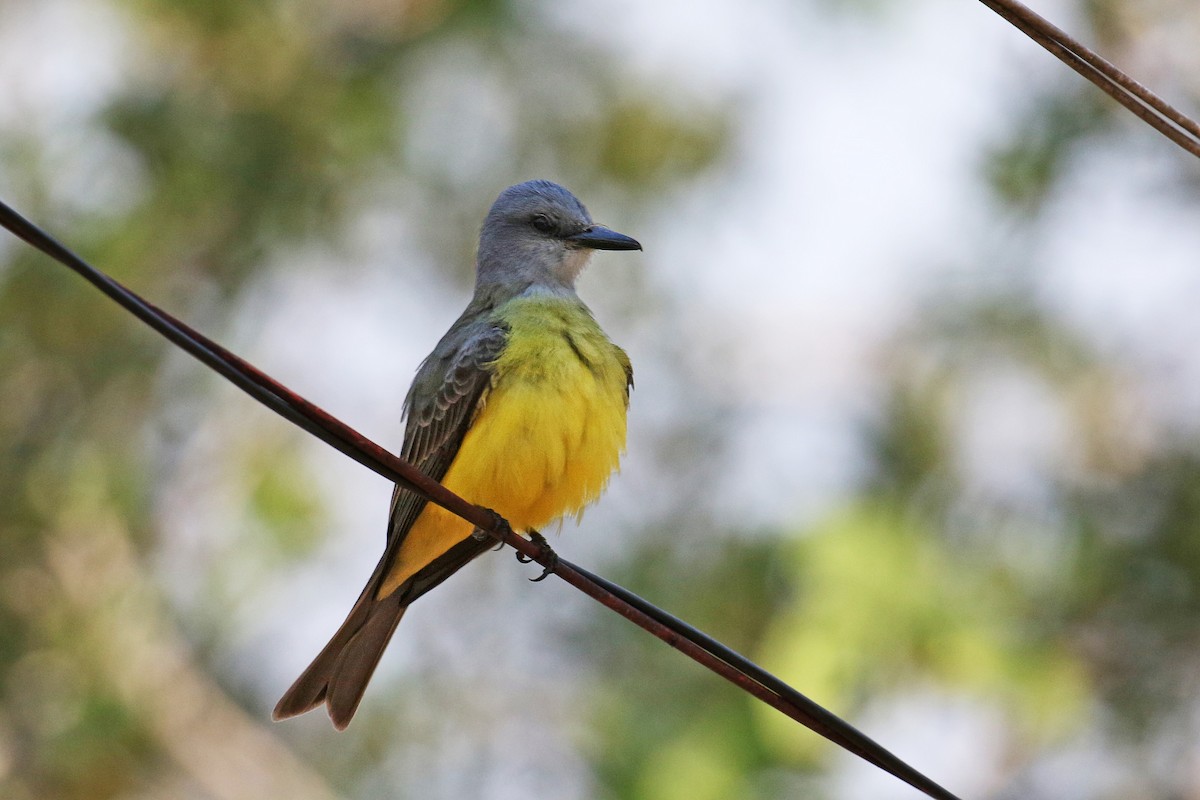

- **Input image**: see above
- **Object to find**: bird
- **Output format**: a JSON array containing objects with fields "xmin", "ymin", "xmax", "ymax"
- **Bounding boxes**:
[{"xmin": 273, "ymin": 180, "xmax": 641, "ymax": 729}]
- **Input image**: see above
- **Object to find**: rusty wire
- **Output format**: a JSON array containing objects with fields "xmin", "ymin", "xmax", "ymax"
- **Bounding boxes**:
[{"xmin": 979, "ymin": 0, "xmax": 1200, "ymax": 159}]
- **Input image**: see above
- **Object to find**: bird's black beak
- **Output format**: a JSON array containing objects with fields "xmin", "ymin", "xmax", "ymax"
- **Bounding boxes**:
[{"xmin": 566, "ymin": 225, "xmax": 642, "ymax": 251}]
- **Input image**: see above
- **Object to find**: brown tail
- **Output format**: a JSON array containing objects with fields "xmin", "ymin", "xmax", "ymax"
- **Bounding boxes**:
[
  {"xmin": 272, "ymin": 588, "xmax": 407, "ymax": 730},
  {"xmin": 275, "ymin": 534, "xmax": 494, "ymax": 728}
]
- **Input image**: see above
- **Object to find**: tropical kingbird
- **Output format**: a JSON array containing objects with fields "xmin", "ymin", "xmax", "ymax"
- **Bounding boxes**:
[{"xmin": 274, "ymin": 180, "xmax": 640, "ymax": 729}]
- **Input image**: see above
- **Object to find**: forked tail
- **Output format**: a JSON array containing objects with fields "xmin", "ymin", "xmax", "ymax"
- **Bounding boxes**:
[
  {"xmin": 274, "ymin": 533, "xmax": 494, "ymax": 728},
  {"xmin": 273, "ymin": 590, "xmax": 407, "ymax": 730}
]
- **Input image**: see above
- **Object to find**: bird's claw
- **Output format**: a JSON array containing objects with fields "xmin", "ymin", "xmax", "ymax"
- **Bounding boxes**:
[
  {"xmin": 518, "ymin": 531, "xmax": 559, "ymax": 582},
  {"xmin": 474, "ymin": 509, "xmax": 516, "ymax": 551},
  {"xmin": 476, "ymin": 514, "xmax": 559, "ymax": 579}
]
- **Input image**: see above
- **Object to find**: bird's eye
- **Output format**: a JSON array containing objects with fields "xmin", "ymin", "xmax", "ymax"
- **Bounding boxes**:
[{"xmin": 530, "ymin": 213, "xmax": 556, "ymax": 234}]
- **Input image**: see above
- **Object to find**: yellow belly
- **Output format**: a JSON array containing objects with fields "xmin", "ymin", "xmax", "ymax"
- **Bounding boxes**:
[{"xmin": 378, "ymin": 297, "xmax": 630, "ymax": 597}]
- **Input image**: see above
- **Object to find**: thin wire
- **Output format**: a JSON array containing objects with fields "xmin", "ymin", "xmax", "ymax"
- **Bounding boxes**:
[
  {"xmin": 570, "ymin": 563, "xmax": 943, "ymax": 788},
  {"xmin": 0, "ymin": 199, "xmax": 962, "ymax": 800},
  {"xmin": 978, "ymin": 0, "xmax": 1200, "ymax": 159}
]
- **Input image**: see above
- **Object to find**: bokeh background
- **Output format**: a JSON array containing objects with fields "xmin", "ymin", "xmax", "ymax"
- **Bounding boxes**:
[{"xmin": 3, "ymin": 0, "xmax": 1200, "ymax": 797}]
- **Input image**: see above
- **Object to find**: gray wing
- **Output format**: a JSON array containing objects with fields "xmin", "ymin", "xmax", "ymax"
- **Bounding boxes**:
[
  {"xmin": 383, "ymin": 319, "xmax": 508, "ymax": 561},
  {"xmin": 271, "ymin": 317, "xmax": 508, "ymax": 725}
]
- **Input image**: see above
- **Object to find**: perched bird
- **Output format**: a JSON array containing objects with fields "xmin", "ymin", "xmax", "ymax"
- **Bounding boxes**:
[{"xmin": 274, "ymin": 180, "xmax": 640, "ymax": 729}]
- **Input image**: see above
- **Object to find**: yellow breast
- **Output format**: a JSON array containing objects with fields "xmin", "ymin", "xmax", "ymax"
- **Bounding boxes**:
[
  {"xmin": 379, "ymin": 295, "xmax": 630, "ymax": 596},
  {"xmin": 459, "ymin": 296, "xmax": 631, "ymax": 529}
]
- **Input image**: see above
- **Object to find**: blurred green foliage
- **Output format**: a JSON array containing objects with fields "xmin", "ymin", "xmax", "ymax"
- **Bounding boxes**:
[
  {"xmin": 4, "ymin": 0, "xmax": 1200, "ymax": 798},
  {"xmin": 985, "ymin": 88, "xmax": 1108, "ymax": 212}
]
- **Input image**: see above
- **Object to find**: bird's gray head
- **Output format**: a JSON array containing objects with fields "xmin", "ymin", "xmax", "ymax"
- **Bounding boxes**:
[{"xmin": 475, "ymin": 180, "xmax": 641, "ymax": 295}]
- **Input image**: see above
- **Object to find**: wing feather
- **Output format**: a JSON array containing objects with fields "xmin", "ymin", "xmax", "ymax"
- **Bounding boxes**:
[
  {"xmin": 273, "ymin": 317, "xmax": 508, "ymax": 724},
  {"xmin": 374, "ymin": 320, "xmax": 508, "ymax": 600}
]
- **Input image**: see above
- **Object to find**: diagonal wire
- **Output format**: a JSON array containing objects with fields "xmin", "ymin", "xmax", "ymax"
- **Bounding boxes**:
[
  {"xmin": 0, "ymin": 199, "xmax": 963, "ymax": 800},
  {"xmin": 978, "ymin": 0, "xmax": 1200, "ymax": 160}
]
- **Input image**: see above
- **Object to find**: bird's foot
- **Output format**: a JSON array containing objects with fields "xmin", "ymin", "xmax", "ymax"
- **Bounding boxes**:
[
  {"xmin": 473, "ymin": 508, "xmax": 515, "ymax": 551},
  {"xmin": 516, "ymin": 530, "xmax": 559, "ymax": 582}
]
